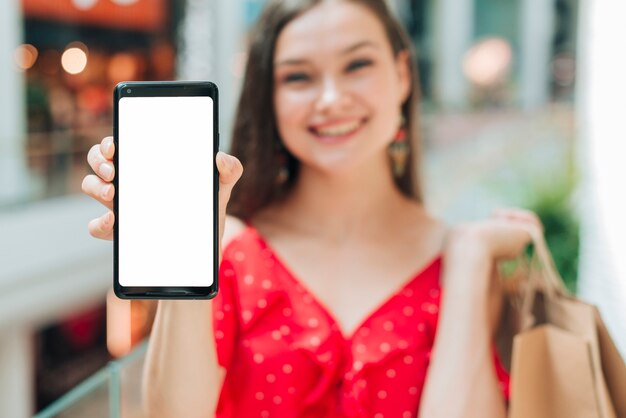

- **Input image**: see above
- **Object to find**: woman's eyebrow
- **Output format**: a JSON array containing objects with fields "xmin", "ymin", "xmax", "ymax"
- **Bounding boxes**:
[
  {"xmin": 341, "ymin": 40, "xmax": 378, "ymax": 54},
  {"xmin": 274, "ymin": 40, "xmax": 378, "ymax": 67},
  {"xmin": 275, "ymin": 58, "xmax": 309, "ymax": 67}
]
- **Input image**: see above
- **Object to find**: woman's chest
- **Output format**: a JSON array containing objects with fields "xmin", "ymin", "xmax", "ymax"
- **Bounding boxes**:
[
  {"xmin": 230, "ymin": 243, "xmax": 443, "ymax": 366},
  {"xmin": 224, "ymin": 266, "xmax": 442, "ymax": 417},
  {"xmin": 259, "ymin": 240, "xmax": 441, "ymax": 336}
]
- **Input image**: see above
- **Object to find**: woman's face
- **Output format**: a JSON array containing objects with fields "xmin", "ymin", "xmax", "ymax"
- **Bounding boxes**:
[{"xmin": 273, "ymin": 0, "xmax": 411, "ymax": 176}]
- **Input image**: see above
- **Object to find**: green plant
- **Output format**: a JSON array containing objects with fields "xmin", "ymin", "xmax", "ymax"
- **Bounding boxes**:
[{"xmin": 526, "ymin": 174, "xmax": 580, "ymax": 293}]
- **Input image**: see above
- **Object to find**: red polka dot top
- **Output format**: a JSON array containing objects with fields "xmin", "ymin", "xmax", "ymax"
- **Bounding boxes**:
[{"xmin": 212, "ymin": 226, "xmax": 509, "ymax": 417}]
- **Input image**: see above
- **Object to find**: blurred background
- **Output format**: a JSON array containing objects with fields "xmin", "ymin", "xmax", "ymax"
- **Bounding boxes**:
[{"xmin": 0, "ymin": 0, "xmax": 624, "ymax": 416}]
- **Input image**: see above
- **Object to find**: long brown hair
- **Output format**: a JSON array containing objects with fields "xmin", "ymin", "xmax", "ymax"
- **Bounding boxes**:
[{"xmin": 228, "ymin": 0, "xmax": 423, "ymax": 220}]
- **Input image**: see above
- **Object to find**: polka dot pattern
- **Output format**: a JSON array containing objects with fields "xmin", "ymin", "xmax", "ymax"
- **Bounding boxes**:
[{"xmin": 211, "ymin": 226, "xmax": 511, "ymax": 417}]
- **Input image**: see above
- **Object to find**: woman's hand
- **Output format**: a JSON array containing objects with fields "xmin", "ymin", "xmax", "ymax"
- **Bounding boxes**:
[
  {"xmin": 81, "ymin": 136, "xmax": 243, "ymax": 252},
  {"xmin": 445, "ymin": 207, "xmax": 543, "ymax": 267},
  {"xmin": 81, "ymin": 136, "xmax": 117, "ymax": 239},
  {"xmin": 444, "ymin": 208, "xmax": 543, "ymax": 333}
]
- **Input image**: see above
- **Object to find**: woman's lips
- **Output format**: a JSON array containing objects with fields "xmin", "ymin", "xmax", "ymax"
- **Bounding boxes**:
[{"xmin": 308, "ymin": 118, "xmax": 367, "ymax": 143}]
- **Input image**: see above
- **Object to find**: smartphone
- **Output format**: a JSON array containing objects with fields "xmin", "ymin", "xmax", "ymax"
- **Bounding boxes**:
[{"xmin": 113, "ymin": 81, "xmax": 219, "ymax": 299}]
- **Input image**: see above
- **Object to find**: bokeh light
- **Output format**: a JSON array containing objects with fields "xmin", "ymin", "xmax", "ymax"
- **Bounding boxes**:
[
  {"xmin": 107, "ymin": 52, "xmax": 138, "ymax": 82},
  {"xmin": 61, "ymin": 43, "xmax": 89, "ymax": 75},
  {"xmin": 463, "ymin": 37, "xmax": 513, "ymax": 87},
  {"xmin": 551, "ymin": 52, "xmax": 576, "ymax": 87},
  {"xmin": 14, "ymin": 44, "xmax": 38, "ymax": 71},
  {"xmin": 71, "ymin": 0, "xmax": 98, "ymax": 10}
]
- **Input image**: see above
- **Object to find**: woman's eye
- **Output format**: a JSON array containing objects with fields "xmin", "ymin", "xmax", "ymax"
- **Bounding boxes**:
[
  {"xmin": 346, "ymin": 59, "xmax": 373, "ymax": 72},
  {"xmin": 282, "ymin": 72, "xmax": 311, "ymax": 83}
]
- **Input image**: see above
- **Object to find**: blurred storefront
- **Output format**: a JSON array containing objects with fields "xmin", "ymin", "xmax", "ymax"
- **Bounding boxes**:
[{"xmin": 19, "ymin": 0, "xmax": 179, "ymax": 204}]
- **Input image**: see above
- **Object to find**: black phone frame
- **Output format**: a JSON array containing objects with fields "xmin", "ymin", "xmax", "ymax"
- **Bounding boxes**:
[{"xmin": 113, "ymin": 81, "xmax": 219, "ymax": 299}]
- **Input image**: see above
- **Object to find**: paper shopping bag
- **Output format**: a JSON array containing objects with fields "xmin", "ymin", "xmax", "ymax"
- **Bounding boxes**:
[
  {"xmin": 508, "ymin": 293, "xmax": 626, "ymax": 418},
  {"xmin": 594, "ymin": 307, "xmax": 626, "ymax": 417},
  {"xmin": 495, "ymin": 228, "xmax": 626, "ymax": 418},
  {"xmin": 509, "ymin": 323, "xmax": 599, "ymax": 418}
]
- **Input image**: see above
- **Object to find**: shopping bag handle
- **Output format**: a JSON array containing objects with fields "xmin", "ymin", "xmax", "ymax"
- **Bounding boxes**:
[
  {"xmin": 518, "ymin": 225, "xmax": 570, "ymax": 329},
  {"xmin": 526, "ymin": 225, "xmax": 569, "ymax": 294}
]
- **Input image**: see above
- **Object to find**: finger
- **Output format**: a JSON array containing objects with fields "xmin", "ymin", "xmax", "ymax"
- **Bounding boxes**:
[
  {"xmin": 216, "ymin": 151, "xmax": 243, "ymax": 213},
  {"xmin": 216, "ymin": 152, "xmax": 243, "ymax": 240},
  {"xmin": 503, "ymin": 208, "xmax": 543, "ymax": 232},
  {"xmin": 491, "ymin": 207, "xmax": 543, "ymax": 232},
  {"xmin": 87, "ymin": 143, "xmax": 104, "ymax": 172},
  {"xmin": 490, "ymin": 207, "xmax": 516, "ymax": 221},
  {"xmin": 514, "ymin": 208, "xmax": 542, "ymax": 228},
  {"xmin": 99, "ymin": 136, "xmax": 115, "ymax": 160},
  {"xmin": 82, "ymin": 174, "xmax": 114, "ymax": 210},
  {"xmin": 88, "ymin": 211, "xmax": 114, "ymax": 240},
  {"xmin": 87, "ymin": 142, "xmax": 116, "ymax": 182},
  {"xmin": 498, "ymin": 224, "xmax": 533, "ymax": 259}
]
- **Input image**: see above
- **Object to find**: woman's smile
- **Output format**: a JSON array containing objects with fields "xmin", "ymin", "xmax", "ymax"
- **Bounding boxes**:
[{"xmin": 307, "ymin": 117, "xmax": 368, "ymax": 144}]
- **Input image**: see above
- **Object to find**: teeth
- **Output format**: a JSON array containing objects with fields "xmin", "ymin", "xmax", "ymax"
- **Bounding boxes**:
[{"xmin": 316, "ymin": 120, "xmax": 361, "ymax": 137}]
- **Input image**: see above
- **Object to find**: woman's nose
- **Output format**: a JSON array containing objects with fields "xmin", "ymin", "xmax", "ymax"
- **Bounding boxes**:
[{"xmin": 315, "ymin": 77, "xmax": 347, "ymax": 112}]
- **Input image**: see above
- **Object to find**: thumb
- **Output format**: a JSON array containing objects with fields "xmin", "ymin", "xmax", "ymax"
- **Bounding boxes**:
[
  {"xmin": 216, "ymin": 151, "xmax": 243, "ymax": 234},
  {"xmin": 215, "ymin": 151, "xmax": 243, "ymax": 200}
]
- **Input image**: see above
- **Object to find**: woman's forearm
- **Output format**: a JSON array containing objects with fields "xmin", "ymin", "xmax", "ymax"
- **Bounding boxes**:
[
  {"xmin": 418, "ymin": 242, "xmax": 506, "ymax": 418},
  {"xmin": 142, "ymin": 300, "xmax": 224, "ymax": 418}
]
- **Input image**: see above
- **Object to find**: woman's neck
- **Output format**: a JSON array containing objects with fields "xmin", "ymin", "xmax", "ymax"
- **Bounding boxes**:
[{"xmin": 261, "ymin": 154, "xmax": 421, "ymax": 242}]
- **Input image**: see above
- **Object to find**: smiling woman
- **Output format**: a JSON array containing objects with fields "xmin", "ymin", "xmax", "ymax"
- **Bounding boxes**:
[
  {"xmin": 229, "ymin": 0, "xmax": 423, "ymax": 219},
  {"xmin": 82, "ymin": 0, "xmax": 543, "ymax": 417}
]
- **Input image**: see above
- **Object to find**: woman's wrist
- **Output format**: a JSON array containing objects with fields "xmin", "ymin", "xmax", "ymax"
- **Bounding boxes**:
[
  {"xmin": 445, "ymin": 224, "xmax": 493, "ymax": 263},
  {"xmin": 443, "ymin": 225, "xmax": 494, "ymax": 296}
]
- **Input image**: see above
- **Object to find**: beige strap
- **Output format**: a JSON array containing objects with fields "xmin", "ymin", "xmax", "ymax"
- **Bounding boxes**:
[
  {"xmin": 515, "ymin": 224, "xmax": 569, "ymax": 330},
  {"xmin": 526, "ymin": 225, "xmax": 569, "ymax": 295}
]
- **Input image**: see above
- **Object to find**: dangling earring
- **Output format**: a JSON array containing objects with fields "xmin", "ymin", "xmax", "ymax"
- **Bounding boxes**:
[
  {"xmin": 275, "ymin": 150, "xmax": 289, "ymax": 185},
  {"xmin": 388, "ymin": 115, "xmax": 409, "ymax": 178}
]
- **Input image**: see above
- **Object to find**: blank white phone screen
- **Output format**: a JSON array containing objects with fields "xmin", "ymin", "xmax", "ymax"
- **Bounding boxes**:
[{"xmin": 118, "ymin": 96, "xmax": 214, "ymax": 287}]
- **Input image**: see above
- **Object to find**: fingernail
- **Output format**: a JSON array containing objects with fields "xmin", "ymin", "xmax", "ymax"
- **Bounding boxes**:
[
  {"xmin": 104, "ymin": 140, "xmax": 112, "ymax": 155},
  {"xmin": 100, "ymin": 163, "xmax": 113, "ymax": 179},
  {"xmin": 226, "ymin": 155, "xmax": 236, "ymax": 170},
  {"xmin": 219, "ymin": 153, "xmax": 232, "ymax": 171},
  {"xmin": 103, "ymin": 212, "xmax": 110, "ymax": 225},
  {"xmin": 101, "ymin": 185, "xmax": 112, "ymax": 199}
]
